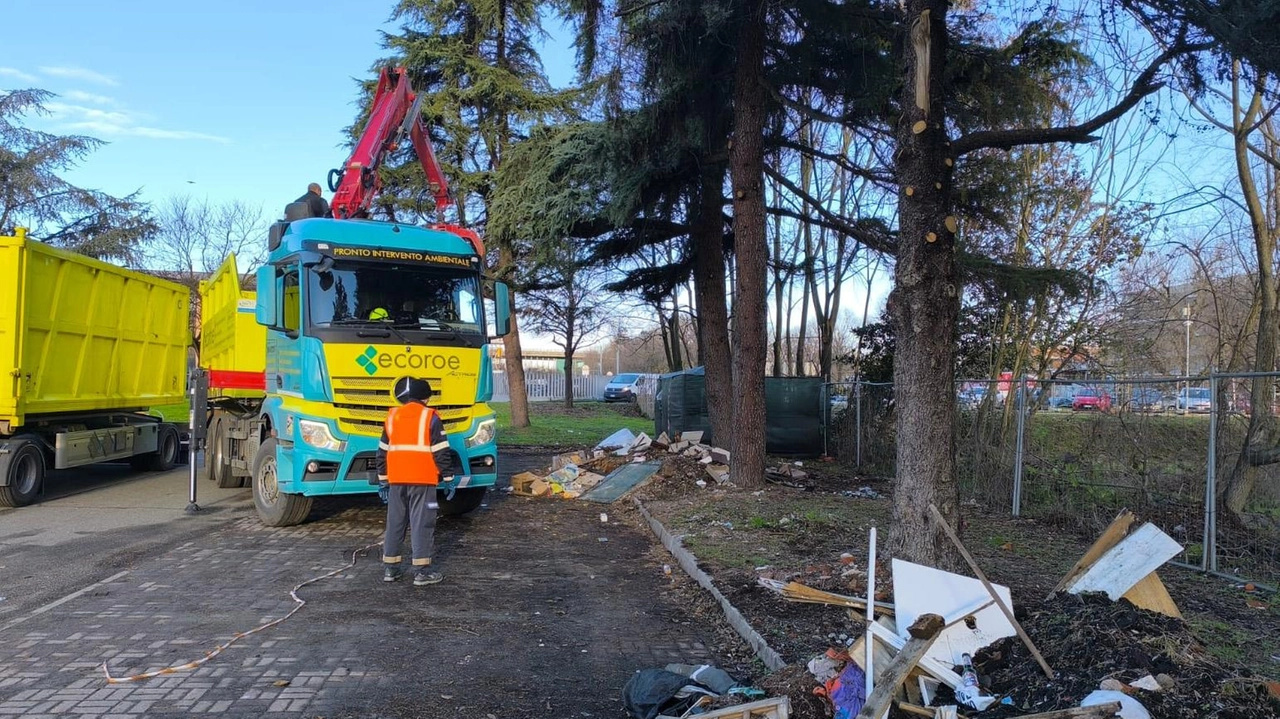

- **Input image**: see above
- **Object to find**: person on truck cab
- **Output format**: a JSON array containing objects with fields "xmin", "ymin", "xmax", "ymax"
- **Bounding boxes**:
[
  {"xmin": 294, "ymin": 183, "xmax": 330, "ymax": 219},
  {"xmin": 377, "ymin": 376, "xmax": 455, "ymax": 586}
]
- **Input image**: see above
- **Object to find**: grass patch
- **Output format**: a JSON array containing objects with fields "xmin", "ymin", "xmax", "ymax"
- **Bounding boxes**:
[
  {"xmin": 493, "ymin": 401, "xmax": 652, "ymax": 447},
  {"xmin": 150, "ymin": 402, "xmax": 191, "ymax": 424}
]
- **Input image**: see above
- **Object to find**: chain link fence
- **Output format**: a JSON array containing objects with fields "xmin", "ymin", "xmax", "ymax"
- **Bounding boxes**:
[{"xmin": 824, "ymin": 373, "xmax": 1280, "ymax": 587}]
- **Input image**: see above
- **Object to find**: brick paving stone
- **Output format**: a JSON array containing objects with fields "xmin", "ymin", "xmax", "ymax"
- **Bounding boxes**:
[{"xmin": 0, "ymin": 482, "xmax": 731, "ymax": 718}]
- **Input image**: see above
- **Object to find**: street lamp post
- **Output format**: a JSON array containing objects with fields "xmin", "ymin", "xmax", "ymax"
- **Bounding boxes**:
[{"xmin": 1183, "ymin": 304, "xmax": 1191, "ymax": 381}]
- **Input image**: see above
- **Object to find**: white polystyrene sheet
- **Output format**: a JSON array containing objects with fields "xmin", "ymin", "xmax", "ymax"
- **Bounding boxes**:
[
  {"xmin": 595, "ymin": 428, "xmax": 637, "ymax": 451},
  {"xmin": 892, "ymin": 559, "xmax": 1017, "ymax": 668}
]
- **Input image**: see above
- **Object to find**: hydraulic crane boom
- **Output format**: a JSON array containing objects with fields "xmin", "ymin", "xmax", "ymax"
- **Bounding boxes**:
[{"xmin": 328, "ymin": 66, "xmax": 453, "ymax": 221}]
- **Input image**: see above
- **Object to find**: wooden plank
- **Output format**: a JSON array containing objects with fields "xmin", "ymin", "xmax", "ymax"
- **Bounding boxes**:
[
  {"xmin": 692, "ymin": 696, "xmax": 791, "ymax": 719},
  {"xmin": 855, "ymin": 614, "xmax": 945, "ymax": 719},
  {"xmin": 1120, "ymin": 572, "xmax": 1182, "ymax": 618},
  {"xmin": 867, "ymin": 621, "xmax": 965, "ymax": 690},
  {"xmin": 1065, "ymin": 523, "xmax": 1182, "ymax": 600},
  {"xmin": 928, "ymin": 504, "xmax": 1055, "ymax": 679},
  {"xmin": 1049, "ymin": 510, "xmax": 1137, "ymax": 598},
  {"xmin": 1007, "ymin": 702, "xmax": 1122, "ymax": 719}
]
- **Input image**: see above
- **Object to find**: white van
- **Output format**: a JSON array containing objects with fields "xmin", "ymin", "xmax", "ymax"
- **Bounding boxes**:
[{"xmin": 603, "ymin": 373, "xmax": 645, "ymax": 402}]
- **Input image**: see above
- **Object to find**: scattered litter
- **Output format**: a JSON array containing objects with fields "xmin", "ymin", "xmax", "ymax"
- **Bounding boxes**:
[
  {"xmin": 622, "ymin": 665, "xmax": 785, "ymax": 719},
  {"xmin": 841, "ymin": 487, "xmax": 881, "ymax": 499},
  {"xmin": 579, "ymin": 462, "xmax": 663, "ymax": 503},
  {"xmin": 599, "ymin": 512, "xmax": 609, "ymax": 523}
]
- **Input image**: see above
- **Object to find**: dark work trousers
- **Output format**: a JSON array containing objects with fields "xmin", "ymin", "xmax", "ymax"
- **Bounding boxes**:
[{"xmin": 383, "ymin": 484, "xmax": 438, "ymax": 567}]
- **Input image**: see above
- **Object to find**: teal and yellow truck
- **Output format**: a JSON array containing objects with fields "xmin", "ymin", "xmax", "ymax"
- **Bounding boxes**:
[
  {"xmin": 0, "ymin": 228, "xmax": 189, "ymax": 507},
  {"xmin": 199, "ymin": 218, "xmax": 510, "ymax": 526}
]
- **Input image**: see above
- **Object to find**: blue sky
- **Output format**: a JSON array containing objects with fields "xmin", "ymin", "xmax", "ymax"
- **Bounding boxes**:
[{"xmin": 1, "ymin": 0, "xmax": 576, "ymax": 211}]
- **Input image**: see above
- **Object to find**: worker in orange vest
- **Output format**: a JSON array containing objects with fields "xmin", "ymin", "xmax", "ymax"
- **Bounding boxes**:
[{"xmin": 377, "ymin": 376, "xmax": 456, "ymax": 585}]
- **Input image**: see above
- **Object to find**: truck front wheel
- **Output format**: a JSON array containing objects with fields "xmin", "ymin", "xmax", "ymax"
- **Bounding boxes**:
[
  {"xmin": 439, "ymin": 487, "xmax": 487, "ymax": 516},
  {"xmin": 252, "ymin": 438, "xmax": 312, "ymax": 527},
  {"xmin": 0, "ymin": 437, "xmax": 46, "ymax": 507}
]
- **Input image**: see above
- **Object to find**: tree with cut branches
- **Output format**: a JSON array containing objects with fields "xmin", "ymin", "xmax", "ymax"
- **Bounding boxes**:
[
  {"xmin": 367, "ymin": 0, "xmax": 583, "ymax": 428},
  {"xmin": 519, "ymin": 249, "xmax": 615, "ymax": 408},
  {"xmin": 0, "ymin": 88, "xmax": 155, "ymax": 262}
]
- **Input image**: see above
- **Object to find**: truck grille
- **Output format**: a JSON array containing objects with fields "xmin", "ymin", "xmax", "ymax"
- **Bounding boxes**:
[{"xmin": 330, "ymin": 376, "xmax": 472, "ymax": 436}]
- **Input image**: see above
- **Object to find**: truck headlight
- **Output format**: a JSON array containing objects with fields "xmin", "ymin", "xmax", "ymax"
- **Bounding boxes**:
[
  {"xmin": 465, "ymin": 418, "xmax": 496, "ymax": 448},
  {"xmin": 300, "ymin": 420, "xmax": 346, "ymax": 452}
]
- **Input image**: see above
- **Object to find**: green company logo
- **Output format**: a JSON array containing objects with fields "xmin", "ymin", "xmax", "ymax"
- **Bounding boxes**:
[{"xmin": 356, "ymin": 346, "xmax": 379, "ymax": 375}]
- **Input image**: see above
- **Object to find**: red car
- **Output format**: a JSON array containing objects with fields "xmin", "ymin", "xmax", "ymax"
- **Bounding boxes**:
[{"xmin": 1072, "ymin": 389, "xmax": 1112, "ymax": 412}]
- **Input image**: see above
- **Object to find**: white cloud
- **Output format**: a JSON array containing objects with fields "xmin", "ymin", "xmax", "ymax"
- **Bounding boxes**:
[
  {"xmin": 44, "ymin": 102, "xmax": 230, "ymax": 144},
  {"xmin": 63, "ymin": 90, "xmax": 116, "ymax": 105},
  {"xmin": 38, "ymin": 65, "xmax": 119, "ymax": 86},
  {"xmin": 0, "ymin": 67, "xmax": 39, "ymax": 83}
]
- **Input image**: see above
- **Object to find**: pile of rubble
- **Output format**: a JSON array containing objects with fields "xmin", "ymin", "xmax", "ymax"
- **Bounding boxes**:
[
  {"xmin": 510, "ymin": 428, "xmax": 740, "ymax": 500},
  {"xmin": 753, "ymin": 509, "xmax": 1276, "ymax": 719}
]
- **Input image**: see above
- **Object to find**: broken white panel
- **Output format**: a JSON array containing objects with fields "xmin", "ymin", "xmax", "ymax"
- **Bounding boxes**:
[
  {"xmin": 681, "ymin": 430, "xmax": 705, "ymax": 444},
  {"xmin": 892, "ymin": 559, "xmax": 1016, "ymax": 668},
  {"xmin": 1065, "ymin": 523, "xmax": 1182, "ymax": 600},
  {"xmin": 595, "ymin": 428, "xmax": 637, "ymax": 451}
]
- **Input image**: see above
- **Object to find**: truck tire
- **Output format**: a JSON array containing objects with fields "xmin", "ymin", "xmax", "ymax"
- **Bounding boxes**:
[
  {"xmin": 208, "ymin": 417, "xmax": 241, "ymax": 488},
  {"xmin": 132, "ymin": 424, "xmax": 179, "ymax": 471},
  {"xmin": 0, "ymin": 437, "xmax": 46, "ymax": 508},
  {"xmin": 252, "ymin": 438, "xmax": 312, "ymax": 527},
  {"xmin": 439, "ymin": 487, "xmax": 487, "ymax": 516}
]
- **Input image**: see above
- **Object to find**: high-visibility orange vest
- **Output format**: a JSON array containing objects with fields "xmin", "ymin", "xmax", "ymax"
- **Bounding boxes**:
[{"xmin": 384, "ymin": 402, "xmax": 444, "ymax": 485}]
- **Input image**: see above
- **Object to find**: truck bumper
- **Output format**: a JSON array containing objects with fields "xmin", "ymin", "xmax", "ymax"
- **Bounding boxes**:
[{"xmin": 277, "ymin": 416, "xmax": 498, "ymax": 496}]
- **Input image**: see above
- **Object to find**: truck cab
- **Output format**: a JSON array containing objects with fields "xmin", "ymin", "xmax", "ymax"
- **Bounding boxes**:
[{"xmin": 205, "ymin": 217, "xmax": 510, "ymax": 526}]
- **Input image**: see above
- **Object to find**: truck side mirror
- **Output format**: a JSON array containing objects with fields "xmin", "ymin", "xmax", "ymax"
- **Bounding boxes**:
[
  {"xmin": 493, "ymin": 281, "xmax": 512, "ymax": 337},
  {"xmin": 255, "ymin": 266, "xmax": 277, "ymax": 327}
]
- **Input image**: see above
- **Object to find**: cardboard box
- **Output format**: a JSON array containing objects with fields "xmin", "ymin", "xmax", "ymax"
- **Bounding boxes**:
[{"xmin": 511, "ymin": 471, "xmax": 551, "ymax": 497}]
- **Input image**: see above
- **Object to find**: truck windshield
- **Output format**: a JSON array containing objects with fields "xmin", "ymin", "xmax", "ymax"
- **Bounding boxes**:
[{"xmin": 307, "ymin": 261, "xmax": 484, "ymax": 340}]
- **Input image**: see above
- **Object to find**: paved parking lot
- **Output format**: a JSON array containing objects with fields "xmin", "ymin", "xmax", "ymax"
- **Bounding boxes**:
[{"xmin": 0, "ymin": 457, "xmax": 718, "ymax": 718}]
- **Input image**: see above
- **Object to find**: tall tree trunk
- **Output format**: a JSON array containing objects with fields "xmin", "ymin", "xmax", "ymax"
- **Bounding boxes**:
[
  {"xmin": 729, "ymin": 0, "xmax": 767, "ymax": 488},
  {"xmin": 693, "ymin": 166, "xmax": 735, "ymax": 449},
  {"xmin": 495, "ymin": 234, "xmax": 530, "ymax": 427},
  {"xmin": 669, "ymin": 302, "xmax": 684, "ymax": 370},
  {"xmin": 1225, "ymin": 70, "xmax": 1279, "ymax": 516},
  {"xmin": 889, "ymin": 0, "xmax": 962, "ymax": 568},
  {"xmin": 564, "ymin": 351, "xmax": 576, "ymax": 409},
  {"xmin": 797, "ymin": 223, "xmax": 813, "ymax": 376},
  {"xmin": 772, "ymin": 211, "xmax": 785, "ymax": 377}
]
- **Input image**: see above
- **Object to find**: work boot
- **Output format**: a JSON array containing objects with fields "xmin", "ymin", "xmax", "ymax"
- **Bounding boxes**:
[
  {"xmin": 383, "ymin": 564, "xmax": 405, "ymax": 582},
  {"xmin": 413, "ymin": 568, "xmax": 443, "ymax": 586}
]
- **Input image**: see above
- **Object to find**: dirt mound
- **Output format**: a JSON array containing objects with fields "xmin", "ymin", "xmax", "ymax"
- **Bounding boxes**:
[{"xmin": 963, "ymin": 593, "xmax": 1280, "ymax": 719}]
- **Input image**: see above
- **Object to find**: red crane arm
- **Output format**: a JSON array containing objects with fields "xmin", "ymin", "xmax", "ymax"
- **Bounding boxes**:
[{"xmin": 329, "ymin": 66, "xmax": 453, "ymax": 221}]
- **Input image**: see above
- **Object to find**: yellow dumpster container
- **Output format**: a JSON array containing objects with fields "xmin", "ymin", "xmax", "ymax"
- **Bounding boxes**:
[{"xmin": 0, "ymin": 228, "xmax": 190, "ymax": 433}]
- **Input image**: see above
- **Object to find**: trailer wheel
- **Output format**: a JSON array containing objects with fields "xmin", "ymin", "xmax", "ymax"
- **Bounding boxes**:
[
  {"xmin": 439, "ymin": 487, "xmax": 487, "ymax": 516},
  {"xmin": 252, "ymin": 438, "xmax": 312, "ymax": 527},
  {"xmin": 132, "ymin": 424, "xmax": 179, "ymax": 471},
  {"xmin": 0, "ymin": 437, "xmax": 46, "ymax": 508},
  {"xmin": 208, "ymin": 417, "xmax": 241, "ymax": 488}
]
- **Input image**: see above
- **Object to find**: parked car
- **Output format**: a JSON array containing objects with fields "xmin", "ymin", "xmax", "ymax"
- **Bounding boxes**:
[
  {"xmin": 603, "ymin": 373, "xmax": 645, "ymax": 402},
  {"xmin": 1127, "ymin": 388, "xmax": 1165, "ymax": 413},
  {"xmin": 1072, "ymin": 388, "xmax": 1112, "ymax": 412},
  {"xmin": 957, "ymin": 385, "xmax": 988, "ymax": 410},
  {"xmin": 1047, "ymin": 384, "xmax": 1083, "ymax": 410},
  {"xmin": 1176, "ymin": 387, "xmax": 1212, "ymax": 414}
]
